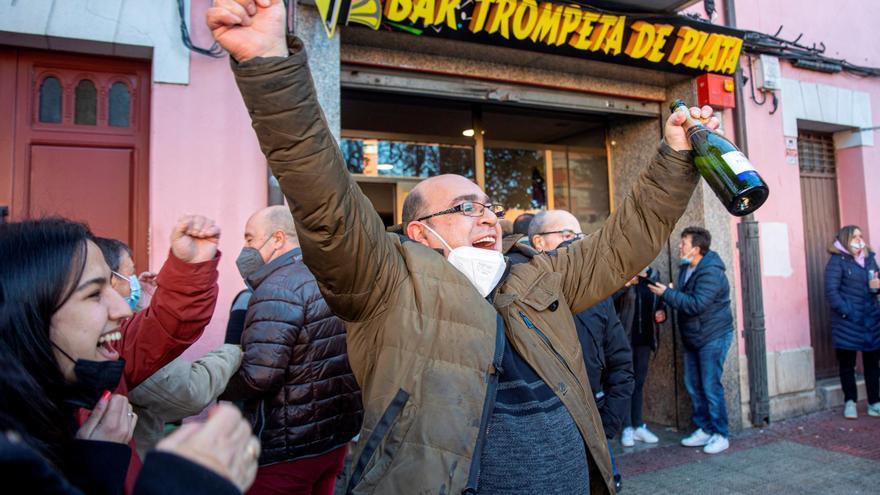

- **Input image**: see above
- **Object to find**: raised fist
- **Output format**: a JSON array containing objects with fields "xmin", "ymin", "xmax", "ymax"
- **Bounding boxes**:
[
  {"xmin": 207, "ymin": 0, "xmax": 288, "ymax": 63},
  {"xmin": 170, "ymin": 215, "xmax": 221, "ymax": 264}
]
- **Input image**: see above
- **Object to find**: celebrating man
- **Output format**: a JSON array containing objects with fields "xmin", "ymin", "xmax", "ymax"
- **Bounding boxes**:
[{"xmin": 207, "ymin": 1, "xmax": 718, "ymax": 492}]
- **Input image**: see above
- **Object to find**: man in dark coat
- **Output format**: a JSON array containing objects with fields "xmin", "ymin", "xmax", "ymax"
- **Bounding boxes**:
[
  {"xmin": 221, "ymin": 206, "xmax": 363, "ymax": 495},
  {"xmin": 614, "ymin": 267, "xmax": 666, "ymax": 448},
  {"xmin": 649, "ymin": 227, "xmax": 732, "ymax": 454}
]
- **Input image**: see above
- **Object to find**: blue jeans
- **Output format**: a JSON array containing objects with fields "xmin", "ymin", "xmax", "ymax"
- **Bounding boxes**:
[{"xmin": 683, "ymin": 332, "xmax": 732, "ymax": 437}]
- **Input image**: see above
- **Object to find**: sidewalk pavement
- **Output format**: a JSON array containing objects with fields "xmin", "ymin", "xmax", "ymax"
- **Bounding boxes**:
[{"xmin": 614, "ymin": 402, "xmax": 880, "ymax": 494}]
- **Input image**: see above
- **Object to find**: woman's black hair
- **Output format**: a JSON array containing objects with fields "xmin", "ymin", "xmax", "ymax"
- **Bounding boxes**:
[{"xmin": 0, "ymin": 218, "xmax": 93, "ymax": 462}]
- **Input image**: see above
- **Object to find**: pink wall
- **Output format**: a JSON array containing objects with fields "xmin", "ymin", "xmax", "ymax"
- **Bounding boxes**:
[
  {"xmin": 707, "ymin": 0, "xmax": 880, "ymax": 354},
  {"xmin": 148, "ymin": 1, "xmax": 266, "ymax": 358}
]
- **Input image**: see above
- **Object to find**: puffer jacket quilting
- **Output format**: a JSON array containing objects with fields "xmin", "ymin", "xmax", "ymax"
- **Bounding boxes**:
[
  {"xmin": 662, "ymin": 250, "xmax": 733, "ymax": 350},
  {"xmin": 825, "ymin": 246, "xmax": 880, "ymax": 351},
  {"xmin": 223, "ymin": 249, "xmax": 363, "ymax": 465}
]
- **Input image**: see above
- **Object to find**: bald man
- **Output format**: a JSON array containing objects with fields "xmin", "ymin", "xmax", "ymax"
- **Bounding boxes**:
[
  {"xmin": 209, "ymin": 3, "xmax": 718, "ymax": 493},
  {"xmin": 221, "ymin": 206, "xmax": 363, "ymax": 495}
]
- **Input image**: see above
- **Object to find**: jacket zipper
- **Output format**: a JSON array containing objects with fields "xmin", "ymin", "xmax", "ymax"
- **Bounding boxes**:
[
  {"xmin": 463, "ymin": 315, "xmax": 506, "ymax": 494},
  {"xmin": 519, "ymin": 311, "xmax": 578, "ymax": 382},
  {"xmin": 257, "ymin": 399, "xmax": 267, "ymax": 441}
]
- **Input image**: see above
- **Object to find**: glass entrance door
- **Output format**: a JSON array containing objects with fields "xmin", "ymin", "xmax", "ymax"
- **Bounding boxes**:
[{"xmin": 342, "ymin": 89, "xmax": 611, "ymax": 233}]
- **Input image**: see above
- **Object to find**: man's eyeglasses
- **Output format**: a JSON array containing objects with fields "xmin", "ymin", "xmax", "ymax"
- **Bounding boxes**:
[
  {"xmin": 536, "ymin": 229, "xmax": 585, "ymax": 242},
  {"xmin": 417, "ymin": 201, "xmax": 506, "ymax": 222}
]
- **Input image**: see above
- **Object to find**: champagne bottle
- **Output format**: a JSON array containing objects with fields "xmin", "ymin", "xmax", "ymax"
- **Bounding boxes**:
[{"xmin": 671, "ymin": 99, "xmax": 769, "ymax": 216}]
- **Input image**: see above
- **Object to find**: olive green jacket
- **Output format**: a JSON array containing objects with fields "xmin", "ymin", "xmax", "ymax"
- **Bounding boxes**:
[{"xmin": 232, "ymin": 38, "xmax": 698, "ymax": 495}]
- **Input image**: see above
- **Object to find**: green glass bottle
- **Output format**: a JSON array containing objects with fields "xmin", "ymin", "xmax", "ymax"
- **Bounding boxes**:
[{"xmin": 671, "ymin": 99, "xmax": 769, "ymax": 216}]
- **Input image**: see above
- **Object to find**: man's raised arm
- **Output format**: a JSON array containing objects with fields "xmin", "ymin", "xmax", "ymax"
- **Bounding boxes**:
[
  {"xmin": 208, "ymin": 0, "xmax": 403, "ymax": 321},
  {"xmin": 544, "ymin": 106, "xmax": 719, "ymax": 314}
]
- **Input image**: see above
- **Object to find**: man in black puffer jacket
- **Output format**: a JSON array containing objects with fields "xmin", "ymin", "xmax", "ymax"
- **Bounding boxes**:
[
  {"xmin": 648, "ymin": 226, "xmax": 732, "ymax": 455},
  {"xmin": 222, "ymin": 206, "xmax": 363, "ymax": 495}
]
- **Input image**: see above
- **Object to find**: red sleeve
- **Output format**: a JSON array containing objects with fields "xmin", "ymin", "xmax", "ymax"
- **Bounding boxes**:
[{"xmin": 118, "ymin": 250, "xmax": 221, "ymax": 388}]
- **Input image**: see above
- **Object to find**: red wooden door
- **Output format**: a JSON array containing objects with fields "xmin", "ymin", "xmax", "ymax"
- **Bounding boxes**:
[{"xmin": 1, "ymin": 48, "xmax": 150, "ymax": 268}]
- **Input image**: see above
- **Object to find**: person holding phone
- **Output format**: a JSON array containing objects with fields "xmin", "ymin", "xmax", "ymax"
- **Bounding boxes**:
[
  {"xmin": 824, "ymin": 225, "xmax": 880, "ymax": 419},
  {"xmin": 648, "ymin": 227, "xmax": 733, "ymax": 455}
]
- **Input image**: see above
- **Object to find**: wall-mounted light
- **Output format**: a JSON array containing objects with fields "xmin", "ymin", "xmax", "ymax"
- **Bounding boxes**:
[
  {"xmin": 376, "ymin": 164, "xmax": 394, "ymax": 171},
  {"xmin": 462, "ymin": 129, "xmax": 475, "ymax": 137}
]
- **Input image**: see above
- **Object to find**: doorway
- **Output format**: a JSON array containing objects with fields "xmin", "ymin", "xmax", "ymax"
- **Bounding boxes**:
[
  {"xmin": 798, "ymin": 131, "xmax": 841, "ymax": 379},
  {"xmin": 0, "ymin": 47, "xmax": 151, "ymax": 269},
  {"xmin": 340, "ymin": 89, "xmax": 611, "ymax": 232}
]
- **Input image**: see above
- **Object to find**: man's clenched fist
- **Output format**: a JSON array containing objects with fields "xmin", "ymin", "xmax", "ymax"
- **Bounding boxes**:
[{"xmin": 207, "ymin": 0, "xmax": 288, "ymax": 63}]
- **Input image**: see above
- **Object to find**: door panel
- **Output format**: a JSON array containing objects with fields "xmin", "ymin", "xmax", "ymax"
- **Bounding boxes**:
[
  {"xmin": 798, "ymin": 131, "xmax": 840, "ymax": 379},
  {"xmin": 29, "ymin": 145, "xmax": 133, "ymax": 244},
  {"xmin": 7, "ymin": 48, "xmax": 150, "ymax": 268}
]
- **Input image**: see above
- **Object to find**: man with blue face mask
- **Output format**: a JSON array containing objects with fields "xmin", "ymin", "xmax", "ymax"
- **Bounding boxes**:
[
  {"xmin": 648, "ymin": 227, "xmax": 733, "ymax": 455},
  {"xmin": 207, "ymin": 2, "xmax": 720, "ymax": 492},
  {"xmin": 94, "ymin": 236, "xmax": 243, "ymax": 458},
  {"xmin": 95, "ymin": 238, "xmax": 142, "ymax": 311}
]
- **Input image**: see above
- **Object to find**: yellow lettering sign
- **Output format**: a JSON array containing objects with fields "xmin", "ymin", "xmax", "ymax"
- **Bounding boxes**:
[
  {"xmin": 433, "ymin": 0, "xmax": 461, "ymax": 29},
  {"xmin": 568, "ymin": 11, "xmax": 600, "ymax": 50},
  {"xmin": 469, "ymin": 0, "xmax": 495, "ymax": 33},
  {"xmin": 487, "ymin": 0, "xmax": 518, "ymax": 39},
  {"xmin": 625, "ymin": 20, "xmax": 653, "ymax": 59},
  {"xmin": 512, "ymin": 0, "xmax": 538, "ymax": 40},
  {"xmin": 555, "ymin": 5, "xmax": 582, "ymax": 46},
  {"xmin": 409, "ymin": 0, "xmax": 435, "ymax": 26},
  {"xmin": 718, "ymin": 37, "xmax": 743, "ymax": 74},
  {"xmin": 530, "ymin": 2, "xmax": 564, "ymax": 45},
  {"xmin": 384, "ymin": 0, "xmax": 412, "ymax": 22},
  {"xmin": 600, "ymin": 15, "xmax": 625, "ymax": 55},
  {"xmin": 668, "ymin": 26, "xmax": 700, "ymax": 65},
  {"xmin": 648, "ymin": 24, "xmax": 673, "ymax": 63}
]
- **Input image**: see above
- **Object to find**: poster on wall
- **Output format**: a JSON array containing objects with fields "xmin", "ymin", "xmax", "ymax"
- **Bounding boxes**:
[{"xmin": 315, "ymin": 0, "xmax": 744, "ymax": 75}]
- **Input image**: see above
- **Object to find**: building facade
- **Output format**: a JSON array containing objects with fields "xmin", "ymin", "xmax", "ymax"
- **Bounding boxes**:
[{"xmin": 1, "ymin": 0, "xmax": 877, "ymax": 432}]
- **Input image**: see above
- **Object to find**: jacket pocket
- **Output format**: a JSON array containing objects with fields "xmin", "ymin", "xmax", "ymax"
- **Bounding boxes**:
[
  {"xmin": 520, "ymin": 271, "xmax": 564, "ymax": 312},
  {"xmin": 347, "ymin": 388, "xmax": 412, "ymax": 493}
]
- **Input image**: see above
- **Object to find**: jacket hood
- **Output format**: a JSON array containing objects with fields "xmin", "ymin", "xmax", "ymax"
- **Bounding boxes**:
[
  {"xmin": 695, "ymin": 250, "xmax": 726, "ymax": 273},
  {"xmin": 246, "ymin": 248, "xmax": 300, "ymax": 288}
]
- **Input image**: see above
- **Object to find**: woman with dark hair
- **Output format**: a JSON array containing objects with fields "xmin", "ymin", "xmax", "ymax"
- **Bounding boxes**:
[
  {"xmin": 0, "ymin": 218, "xmax": 260, "ymax": 493},
  {"xmin": 825, "ymin": 225, "xmax": 880, "ymax": 419}
]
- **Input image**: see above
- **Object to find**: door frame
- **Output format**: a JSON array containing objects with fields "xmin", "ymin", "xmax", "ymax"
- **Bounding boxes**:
[{"xmin": 7, "ymin": 47, "xmax": 151, "ymax": 269}]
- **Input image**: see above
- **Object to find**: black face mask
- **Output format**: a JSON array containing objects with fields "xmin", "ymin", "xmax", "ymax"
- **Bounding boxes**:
[{"xmin": 52, "ymin": 343, "xmax": 125, "ymax": 409}]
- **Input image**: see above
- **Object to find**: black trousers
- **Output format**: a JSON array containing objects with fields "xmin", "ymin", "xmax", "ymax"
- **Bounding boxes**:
[
  {"xmin": 836, "ymin": 348, "xmax": 880, "ymax": 404},
  {"xmin": 626, "ymin": 345, "xmax": 652, "ymax": 428}
]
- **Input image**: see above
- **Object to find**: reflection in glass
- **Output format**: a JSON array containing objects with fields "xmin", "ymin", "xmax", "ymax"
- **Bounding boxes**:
[
  {"xmin": 484, "ymin": 148, "xmax": 546, "ymax": 210},
  {"xmin": 553, "ymin": 150, "xmax": 610, "ymax": 235},
  {"xmin": 74, "ymin": 80, "xmax": 97, "ymax": 125},
  {"xmin": 109, "ymin": 82, "xmax": 131, "ymax": 127},
  {"xmin": 341, "ymin": 138, "xmax": 474, "ymax": 178},
  {"xmin": 39, "ymin": 77, "xmax": 62, "ymax": 123}
]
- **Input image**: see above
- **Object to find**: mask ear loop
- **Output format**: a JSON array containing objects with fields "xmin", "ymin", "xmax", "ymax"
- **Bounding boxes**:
[
  {"xmin": 416, "ymin": 222, "xmax": 454, "ymax": 253},
  {"xmin": 50, "ymin": 341, "xmax": 77, "ymax": 364}
]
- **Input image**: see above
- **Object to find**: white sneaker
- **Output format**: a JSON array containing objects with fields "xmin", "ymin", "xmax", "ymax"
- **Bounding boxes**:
[
  {"xmin": 681, "ymin": 428, "xmax": 711, "ymax": 447},
  {"xmin": 703, "ymin": 434, "xmax": 729, "ymax": 454},
  {"xmin": 633, "ymin": 425, "xmax": 659, "ymax": 444},
  {"xmin": 868, "ymin": 402, "xmax": 880, "ymax": 417},
  {"xmin": 844, "ymin": 400, "xmax": 858, "ymax": 419},
  {"xmin": 621, "ymin": 427, "xmax": 635, "ymax": 447}
]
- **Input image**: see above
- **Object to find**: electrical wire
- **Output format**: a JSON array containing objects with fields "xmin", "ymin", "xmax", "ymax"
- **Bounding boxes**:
[
  {"xmin": 177, "ymin": 0, "xmax": 225, "ymax": 58},
  {"xmin": 741, "ymin": 27, "xmax": 880, "ymax": 77}
]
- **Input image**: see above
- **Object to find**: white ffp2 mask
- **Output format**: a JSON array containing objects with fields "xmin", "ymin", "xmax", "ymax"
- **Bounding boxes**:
[{"xmin": 418, "ymin": 223, "xmax": 506, "ymax": 297}]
